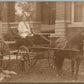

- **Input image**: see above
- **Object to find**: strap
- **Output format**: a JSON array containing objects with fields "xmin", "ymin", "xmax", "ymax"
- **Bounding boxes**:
[{"xmin": 39, "ymin": 34, "xmax": 50, "ymax": 42}]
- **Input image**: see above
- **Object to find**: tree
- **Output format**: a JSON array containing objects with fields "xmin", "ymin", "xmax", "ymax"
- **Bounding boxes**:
[{"xmin": 15, "ymin": 2, "xmax": 35, "ymax": 21}]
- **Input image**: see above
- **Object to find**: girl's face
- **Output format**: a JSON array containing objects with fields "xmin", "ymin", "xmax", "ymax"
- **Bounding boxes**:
[{"xmin": 22, "ymin": 16, "xmax": 27, "ymax": 21}]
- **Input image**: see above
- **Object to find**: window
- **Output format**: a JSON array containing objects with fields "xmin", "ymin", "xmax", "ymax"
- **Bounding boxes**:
[{"xmin": 72, "ymin": 2, "xmax": 84, "ymax": 23}]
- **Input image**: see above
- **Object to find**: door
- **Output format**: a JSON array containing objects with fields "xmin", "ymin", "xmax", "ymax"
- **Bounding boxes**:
[
  {"xmin": 41, "ymin": 2, "xmax": 56, "ymax": 33},
  {"xmin": 41, "ymin": 2, "xmax": 56, "ymax": 24}
]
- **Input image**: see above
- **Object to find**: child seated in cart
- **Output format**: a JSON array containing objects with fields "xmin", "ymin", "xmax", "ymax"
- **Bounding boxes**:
[
  {"xmin": 17, "ymin": 14, "xmax": 49, "ymax": 48},
  {"xmin": 17, "ymin": 14, "xmax": 34, "ymax": 48}
]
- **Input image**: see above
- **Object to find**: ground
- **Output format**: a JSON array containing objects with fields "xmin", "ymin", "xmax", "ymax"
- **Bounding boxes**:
[{"xmin": 1, "ymin": 57, "xmax": 84, "ymax": 83}]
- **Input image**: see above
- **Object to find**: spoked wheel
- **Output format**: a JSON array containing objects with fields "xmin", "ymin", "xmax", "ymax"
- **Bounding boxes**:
[
  {"xmin": 0, "ymin": 41, "xmax": 10, "ymax": 70},
  {"xmin": 17, "ymin": 45, "xmax": 37, "ymax": 73}
]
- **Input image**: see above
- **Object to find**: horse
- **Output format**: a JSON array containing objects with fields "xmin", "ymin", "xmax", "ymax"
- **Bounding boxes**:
[{"xmin": 53, "ymin": 31, "xmax": 84, "ymax": 80}]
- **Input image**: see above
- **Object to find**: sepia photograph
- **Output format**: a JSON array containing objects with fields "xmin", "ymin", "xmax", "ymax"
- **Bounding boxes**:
[{"xmin": 0, "ymin": 1, "xmax": 84, "ymax": 83}]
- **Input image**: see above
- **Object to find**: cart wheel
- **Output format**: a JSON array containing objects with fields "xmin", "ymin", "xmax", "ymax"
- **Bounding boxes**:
[
  {"xmin": 29, "ymin": 50, "xmax": 38, "ymax": 67},
  {"xmin": 0, "ymin": 41, "xmax": 10, "ymax": 70},
  {"xmin": 17, "ymin": 46, "xmax": 30, "ymax": 73},
  {"xmin": 17, "ymin": 45, "xmax": 37, "ymax": 73}
]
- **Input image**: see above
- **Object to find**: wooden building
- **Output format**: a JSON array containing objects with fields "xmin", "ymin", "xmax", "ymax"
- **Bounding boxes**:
[{"xmin": 0, "ymin": 2, "xmax": 84, "ymax": 39}]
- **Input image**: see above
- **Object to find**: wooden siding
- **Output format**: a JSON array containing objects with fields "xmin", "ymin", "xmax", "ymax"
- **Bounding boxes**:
[
  {"xmin": 54, "ymin": 2, "xmax": 72, "ymax": 37},
  {"xmin": 67, "ymin": 27, "xmax": 84, "ymax": 41},
  {"xmin": 7, "ymin": 2, "xmax": 15, "ymax": 22},
  {"xmin": 56, "ymin": 2, "xmax": 65, "ymax": 21},
  {"xmin": 1, "ymin": 2, "xmax": 8, "ymax": 22},
  {"xmin": 1, "ymin": 2, "xmax": 83, "ymax": 39},
  {"xmin": 36, "ymin": 2, "xmax": 42, "ymax": 22},
  {"xmin": 2, "ymin": 22, "xmax": 9, "ymax": 36},
  {"xmin": 55, "ymin": 2, "xmax": 66, "ymax": 37},
  {"xmin": 55, "ymin": 22, "xmax": 66, "ymax": 37},
  {"xmin": 1, "ymin": 22, "xmax": 41, "ymax": 38}
]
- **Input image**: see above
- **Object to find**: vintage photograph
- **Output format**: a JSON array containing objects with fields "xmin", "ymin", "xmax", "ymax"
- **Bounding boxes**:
[{"xmin": 0, "ymin": 1, "xmax": 84, "ymax": 82}]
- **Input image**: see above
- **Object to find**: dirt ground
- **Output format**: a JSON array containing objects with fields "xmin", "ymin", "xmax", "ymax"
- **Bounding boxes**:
[{"xmin": 1, "ymin": 57, "xmax": 84, "ymax": 83}]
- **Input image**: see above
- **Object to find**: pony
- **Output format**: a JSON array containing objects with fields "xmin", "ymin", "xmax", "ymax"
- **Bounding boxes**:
[{"xmin": 53, "ymin": 31, "xmax": 84, "ymax": 80}]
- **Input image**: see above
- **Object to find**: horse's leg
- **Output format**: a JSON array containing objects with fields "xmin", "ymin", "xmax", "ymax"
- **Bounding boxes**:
[
  {"xmin": 71, "ymin": 60, "xmax": 75, "ymax": 77},
  {"xmin": 56, "ymin": 57, "xmax": 65, "ymax": 76},
  {"xmin": 54, "ymin": 57, "xmax": 60, "ymax": 76},
  {"xmin": 75, "ymin": 43, "xmax": 83, "ymax": 80},
  {"xmin": 75, "ymin": 58, "xmax": 81, "ymax": 80},
  {"xmin": 55, "ymin": 60, "xmax": 64, "ymax": 77},
  {"xmin": 54, "ymin": 56, "xmax": 61, "ymax": 76},
  {"xmin": 59, "ymin": 58, "xmax": 65, "ymax": 75},
  {"xmin": 54, "ymin": 51, "xmax": 65, "ymax": 77}
]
